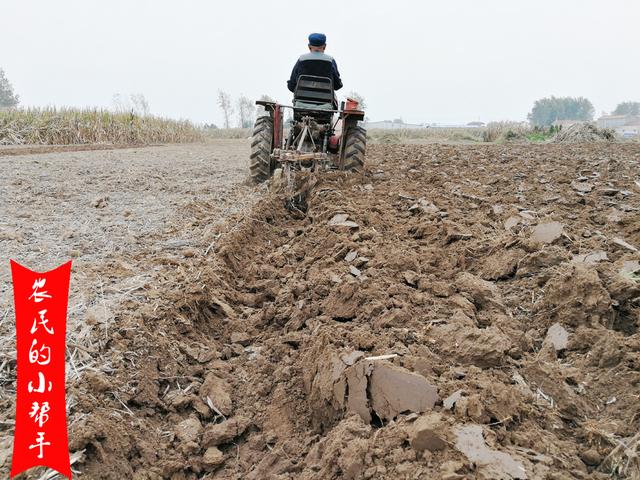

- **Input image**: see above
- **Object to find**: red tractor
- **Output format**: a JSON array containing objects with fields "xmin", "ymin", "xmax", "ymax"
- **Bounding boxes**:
[{"xmin": 250, "ymin": 74, "xmax": 366, "ymax": 183}]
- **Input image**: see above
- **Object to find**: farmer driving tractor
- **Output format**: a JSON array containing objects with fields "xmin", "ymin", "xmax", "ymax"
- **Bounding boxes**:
[
  {"xmin": 287, "ymin": 33, "xmax": 343, "ymax": 106},
  {"xmin": 249, "ymin": 32, "xmax": 365, "ymax": 182}
]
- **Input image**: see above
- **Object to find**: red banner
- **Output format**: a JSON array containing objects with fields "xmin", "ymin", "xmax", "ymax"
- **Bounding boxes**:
[{"xmin": 10, "ymin": 260, "xmax": 72, "ymax": 479}]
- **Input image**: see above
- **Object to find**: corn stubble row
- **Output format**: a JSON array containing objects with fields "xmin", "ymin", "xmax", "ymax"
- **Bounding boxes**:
[{"xmin": 0, "ymin": 108, "xmax": 203, "ymax": 145}]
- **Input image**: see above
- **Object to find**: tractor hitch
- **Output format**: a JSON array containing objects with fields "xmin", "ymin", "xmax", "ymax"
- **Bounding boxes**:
[{"xmin": 271, "ymin": 149, "xmax": 328, "ymax": 163}]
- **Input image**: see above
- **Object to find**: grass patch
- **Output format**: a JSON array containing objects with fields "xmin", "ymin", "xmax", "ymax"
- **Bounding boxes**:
[
  {"xmin": 204, "ymin": 128, "xmax": 251, "ymax": 139},
  {"xmin": 367, "ymin": 128, "xmax": 485, "ymax": 144},
  {"xmin": 367, "ymin": 122, "xmax": 536, "ymax": 144},
  {"xmin": 204, "ymin": 122, "xmax": 566, "ymax": 145}
]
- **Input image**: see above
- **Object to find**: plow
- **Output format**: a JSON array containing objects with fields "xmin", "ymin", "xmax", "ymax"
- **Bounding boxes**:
[{"xmin": 250, "ymin": 74, "xmax": 366, "ymax": 183}]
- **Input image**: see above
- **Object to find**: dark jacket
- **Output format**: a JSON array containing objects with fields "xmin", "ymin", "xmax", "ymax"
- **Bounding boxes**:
[{"xmin": 287, "ymin": 52, "xmax": 343, "ymax": 93}]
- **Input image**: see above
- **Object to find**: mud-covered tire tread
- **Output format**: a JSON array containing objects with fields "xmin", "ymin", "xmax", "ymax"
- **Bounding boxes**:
[
  {"xmin": 341, "ymin": 126, "xmax": 366, "ymax": 171},
  {"xmin": 250, "ymin": 116, "xmax": 273, "ymax": 183}
]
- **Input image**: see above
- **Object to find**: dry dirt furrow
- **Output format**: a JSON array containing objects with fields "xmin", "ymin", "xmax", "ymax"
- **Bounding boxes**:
[{"xmin": 0, "ymin": 140, "xmax": 262, "ymax": 476}]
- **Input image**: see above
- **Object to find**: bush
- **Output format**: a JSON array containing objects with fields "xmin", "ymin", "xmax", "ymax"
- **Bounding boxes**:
[{"xmin": 482, "ymin": 121, "xmax": 531, "ymax": 142}]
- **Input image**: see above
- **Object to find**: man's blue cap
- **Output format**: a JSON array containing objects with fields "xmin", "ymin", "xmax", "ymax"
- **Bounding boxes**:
[{"xmin": 308, "ymin": 33, "xmax": 327, "ymax": 46}]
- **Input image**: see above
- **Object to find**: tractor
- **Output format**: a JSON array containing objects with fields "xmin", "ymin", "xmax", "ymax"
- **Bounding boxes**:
[{"xmin": 249, "ymin": 74, "xmax": 366, "ymax": 183}]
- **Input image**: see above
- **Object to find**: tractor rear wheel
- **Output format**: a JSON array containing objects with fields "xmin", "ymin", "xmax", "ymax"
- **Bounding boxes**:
[
  {"xmin": 250, "ymin": 116, "xmax": 274, "ymax": 183},
  {"xmin": 341, "ymin": 126, "xmax": 366, "ymax": 171}
]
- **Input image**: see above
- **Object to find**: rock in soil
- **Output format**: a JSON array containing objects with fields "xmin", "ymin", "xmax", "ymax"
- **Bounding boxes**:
[
  {"xmin": 202, "ymin": 446, "xmax": 225, "ymax": 469},
  {"xmin": 202, "ymin": 417, "xmax": 251, "ymax": 447},
  {"xmin": 410, "ymin": 412, "xmax": 449, "ymax": 452}
]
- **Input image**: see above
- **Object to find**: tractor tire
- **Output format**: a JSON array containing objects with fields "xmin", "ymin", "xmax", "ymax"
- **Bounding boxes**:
[
  {"xmin": 341, "ymin": 126, "xmax": 366, "ymax": 171},
  {"xmin": 250, "ymin": 116, "xmax": 274, "ymax": 183}
]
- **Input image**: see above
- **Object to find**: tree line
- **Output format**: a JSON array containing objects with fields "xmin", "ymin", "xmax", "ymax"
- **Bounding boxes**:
[
  {"xmin": 0, "ymin": 68, "xmax": 19, "ymax": 108},
  {"xmin": 216, "ymin": 91, "xmax": 274, "ymax": 129},
  {"xmin": 527, "ymin": 96, "xmax": 640, "ymax": 127}
]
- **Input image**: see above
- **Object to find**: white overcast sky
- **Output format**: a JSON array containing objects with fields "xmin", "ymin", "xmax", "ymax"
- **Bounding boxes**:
[{"xmin": 2, "ymin": 0, "xmax": 639, "ymax": 125}]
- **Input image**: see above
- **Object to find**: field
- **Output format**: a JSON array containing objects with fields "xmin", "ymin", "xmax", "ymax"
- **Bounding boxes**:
[
  {"xmin": 1, "ymin": 139, "xmax": 640, "ymax": 479},
  {"xmin": 0, "ymin": 108, "xmax": 203, "ymax": 145}
]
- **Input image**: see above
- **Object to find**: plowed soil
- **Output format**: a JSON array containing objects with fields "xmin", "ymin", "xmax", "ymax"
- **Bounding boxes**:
[{"xmin": 3, "ymin": 141, "xmax": 640, "ymax": 479}]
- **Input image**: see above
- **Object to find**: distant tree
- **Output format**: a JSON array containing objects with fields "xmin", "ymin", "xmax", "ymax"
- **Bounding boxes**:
[
  {"xmin": 527, "ymin": 96, "xmax": 594, "ymax": 126},
  {"xmin": 256, "ymin": 94, "xmax": 275, "ymax": 118},
  {"xmin": 612, "ymin": 101, "xmax": 640, "ymax": 116},
  {"xmin": 112, "ymin": 93, "xmax": 150, "ymax": 115},
  {"xmin": 112, "ymin": 93, "xmax": 126, "ymax": 112},
  {"xmin": 0, "ymin": 68, "xmax": 19, "ymax": 108},
  {"xmin": 217, "ymin": 90, "xmax": 234, "ymax": 129},
  {"xmin": 236, "ymin": 95, "xmax": 255, "ymax": 128},
  {"xmin": 130, "ymin": 93, "xmax": 150, "ymax": 116},
  {"xmin": 347, "ymin": 91, "xmax": 366, "ymax": 110}
]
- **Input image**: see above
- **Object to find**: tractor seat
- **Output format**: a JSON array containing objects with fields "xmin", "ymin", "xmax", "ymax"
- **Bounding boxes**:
[{"xmin": 293, "ymin": 75, "xmax": 336, "ymax": 111}]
